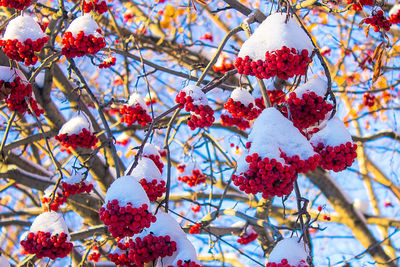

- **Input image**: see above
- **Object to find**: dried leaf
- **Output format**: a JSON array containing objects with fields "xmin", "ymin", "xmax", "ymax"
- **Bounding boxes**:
[
  {"xmin": 372, "ymin": 47, "xmax": 385, "ymax": 83},
  {"xmin": 372, "ymin": 42, "xmax": 384, "ymax": 61}
]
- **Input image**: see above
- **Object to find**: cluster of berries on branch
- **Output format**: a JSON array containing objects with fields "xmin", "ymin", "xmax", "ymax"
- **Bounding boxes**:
[
  {"xmin": 221, "ymin": 114, "xmax": 250, "ymax": 130},
  {"xmin": 171, "ymin": 260, "xmax": 203, "ymax": 267},
  {"xmin": 347, "ymin": 0, "xmax": 373, "ymax": 11},
  {"xmin": 361, "ymin": 10, "xmax": 392, "ymax": 32},
  {"xmin": 99, "ymin": 56, "xmax": 116, "ymax": 68},
  {"xmin": 82, "ymin": 0, "xmax": 108, "ymax": 14},
  {"xmin": 120, "ymin": 93, "xmax": 152, "ymax": 126},
  {"xmin": 0, "ymin": 0, "xmax": 32, "ymax": 10},
  {"xmin": 177, "ymin": 162, "xmax": 207, "ymax": 187},
  {"xmin": 237, "ymin": 231, "xmax": 258, "ymax": 245},
  {"xmin": 363, "ymin": 93, "xmax": 375, "ymax": 107},
  {"xmin": 176, "ymin": 85, "xmax": 215, "ymax": 130},
  {"xmin": 389, "ymin": 5, "xmax": 400, "ymax": 24},
  {"xmin": 0, "ymin": 16, "xmax": 48, "ymax": 66},
  {"xmin": 224, "ymin": 88, "xmax": 261, "ymax": 121}
]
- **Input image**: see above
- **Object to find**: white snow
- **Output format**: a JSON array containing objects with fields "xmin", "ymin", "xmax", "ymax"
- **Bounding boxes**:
[
  {"xmin": 139, "ymin": 212, "xmax": 186, "ymax": 240},
  {"xmin": 128, "ymin": 92, "xmax": 147, "ymax": 109},
  {"xmin": 104, "ymin": 175, "xmax": 150, "ymax": 208},
  {"xmin": 390, "ymin": 4, "xmax": 400, "ymax": 16},
  {"xmin": 59, "ymin": 112, "xmax": 93, "ymax": 135},
  {"xmin": 3, "ymin": 15, "xmax": 47, "ymax": 42},
  {"xmin": 129, "ymin": 157, "xmax": 162, "ymax": 182},
  {"xmin": 0, "ymin": 254, "xmax": 10, "ymax": 267},
  {"xmin": 230, "ymin": 87, "xmax": 255, "ymax": 106},
  {"xmin": 182, "ymin": 85, "xmax": 208, "ymax": 106},
  {"xmin": 248, "ymin": 108, "xmax": 317, "ymax": 161},
  {"xmin": 43, "ymin": 185, "xmax": 62, "ymax": 198},
  {"xmin": 157, "ymin": 236, "xmax": 199, "ymax": 267},
  {"xmin": 65, "ymin": 14, "xmax": 102, "ymax": 38},
  {"xmin": 63, "ymin": 173, "xmax": 84, "ymax": 185},
  {"xmin": 238, "ymin": 12, "xmax": 313, "ymax": 61},
  {"xmin": 268, "ymin": 237, "xmax": 308, "ymax": 265},
  {"xmin": 116, "ymin": 132, "xmax": 130, "ymax": 143},
  {"xmin": 142, "ymin": 143, "xmax": 161, "ymax": 157},
  {"xmin": 293, "ymin": 77, "xmax": 328, "ymax": 98},
  {"xmin": 0, "ymin": 66, "xmax": 28, "ymax": 83},
  {"xmin": 309, "ymin": 117, "xmax": 353, "ymax": 147},
  {"xmin": 29, "ymin": 212, "xmax": 70, "ymax": 239},
  {"xmin": 353, "ymin": 198, "xmax": 368, "ymax": 214}
]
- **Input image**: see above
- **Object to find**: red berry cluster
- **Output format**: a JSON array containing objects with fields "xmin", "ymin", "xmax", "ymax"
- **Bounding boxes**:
[
  {"xmin": 177, "ymin": 168, "xmax": 207, "ymax": 187},
  {"xmin": 41, "ymin": 193, "xmax": 68, "ymax": 212},
  {"xmin": 0, "ymin": 0, "xmax": 32, "ymax": 10},
  {"xmin": 267, "ymin": 90, "xmax": 286, "ymax": 106},
  {"xmin": 83, "ymin": 0, "xmax": 108, "ymax": 14},
  {"xmin": 363, "ymin": 93, "xmax": 375, "ymax": 107},
  {"xmin": 390, "ymin": 10, "xmax": 400, "ymax": 24},
  {"xmin": 213, "ymin": 56, "xmax": 234, "ymax": 74},
  {"xmin": 132, "ymin": 235, "xmax": 177, "ymax": 266},
  {"xmin": 323, "ymin": 215, "xmax": 331, "ymax": 221},
  {"xmin": 266, "ymin": 259, "xmax": 309, "ymax": 267},
  {"xmin": 221, "ymin": 114, "xmax": 250, "ymax": 130},
  {"xmin": 0, "ymin": 77, "xmax": 43, "ymax": 116},
  {"xmin": 176, "ymin": 91, "xmax": 215, "ymax": 130},
  {"xmin": 224, "ymin": 98, "xmax": 261, "ymax": 120},
  {"xmin": 170, "ymin": 260, "xmax": 203, "ymax": 267},
  {"xmin": 255, "ymin": 97, "xmax": 266, "ymax": 110},
  {"xmin": 88, "ymin": 251, "xmax": 101, "ymax": 262},
  {"xmin": 143, "ymin": 154, "xmax": 164, "ymax": 173},
  {"xmin": 200, "ymin": 33, "xmax": 213, "ymax": 42},
  {"xmin": 0, "ymin": 37, "xmax": 48, "ymax": 65},
  {"xmin": 189, "ymin": 223, "xmax": 201, "ymax": 234},
  {"xmin": 232, "ymin": 153, "xmax": 297, "ymax": 198},
  {"xmin": 139, "ymin": 178, "xmax": 166, "ymax": 201},
  {"xmin": 313, "ymin": 142, "xmax": 357, "ymax": 172},
  {"xmin": 362, "ymin": 10, "xmax": 392, "ymax": 32},
  {"xmin": 61, "ymin": 30, "xmax": 106, "ymax": 58},
  {"xmin": 235, "ymin": 47, "xmax": 311, "ymax": 80},
  {"xmin": 61, "ymin": 181, "xmax": 93, "ymax": 197},
  {"xmin": 280, "ymin": 151, "xmax": 320, "ymax": 173},
  {"xmin": 99, "ymin": 200, "xmax": 156, "ymax": 238},
  {"xmin": 237, "ymin": 232, "xmax": 258, "ymax": 245},
  {"xmin": 287, "ymin": 92, "xmax": 333, "ymax": 129},
  {"xmin": 120, "ymin": 104, "xmax": 152, "ymax": 126},
  {"xmin": 191, "ymin": 205, "xmax": 201, "ymax": 213},
  {"xmin": 55, "ymin": 128, "xmax": 98, "ymax": 150},
  {"xmin": 347, "ymin": 0, "xmax": 373, "ymax": 11},
  {"xmin": 20, "ymin": 231, "xmax": 73, "ymax": 260},
  {"xmin": 99, "ymin": 56, "xmax": 116, "ymax": 68}
]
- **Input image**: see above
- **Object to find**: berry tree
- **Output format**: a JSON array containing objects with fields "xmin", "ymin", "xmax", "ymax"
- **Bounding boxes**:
[{"xmin": 0, "ymin": 0, "xmax": 399, "ymax": 266}]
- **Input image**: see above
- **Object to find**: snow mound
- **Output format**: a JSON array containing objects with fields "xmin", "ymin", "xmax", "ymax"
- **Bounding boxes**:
[
  {"xmin": 182, "ymin": 85, "xmax": 208, "ymax": 106},
  {"xmin": 293, "ymin": 77, "xmax": 328, "ymax": 98},
  {"xmin": 63, "ymin": 173, "xmax": 84, "ymax": 185},
  {"xmin": 0, "ymin": 254, "xmax": 10, "ymax": 267},
  {"xmin": 59, "ymin": 113, "xmax": 93, "ymax": 135},
  {"xmin": 0, "ymin": 67, "xmax": 27, "ymax": 83},
  {"xmin": 139, "ymin": 212, "xmax": 186, "ymax": 240},
  {"xmin": 249, "ymin": 108, "xmax": 317, "ymax": 160},
  {"xmin": 157, "ymin": 236, "xmax": 199, "ymax": 267},
  {"xmin": 130, "ymin": 157, "xmax": 163, "ymax": 182},
  {"xmin": 128, "ymin": 92, "xmax": 147, "ymax": 109},
  {"xmin": 3, "ymin": 15, "xmax": 46, "ymax": 42},
  {"xmin": 238, "ymin": 12, "xmax": 313, "ymax": 61},
  {"xmin": 29, "ymin": 212, "xmax": 69, "ymax": 238},
  {"xmin": 143, "ymin": 143, "xmax": 161, "ymax": 157},
  {"xmin": 230, "ymin": 87, "xmax": 255, "ymax": 106},
  {"xmin": 268, "ymin": 237, "xmax": 308, "ymax": 265},
  {"xmin": 66, "ymin": 14, "xmax": 102, "ymax": 38},
  {"xmin": 104, "ymin": 176, "xmax": 150, "ymax": 208},
  {"xmin": 389, "ymin": 4, "xmax": 400, "ymax": 16},
  {"xmin": 309, "ymin": 117, "xmax": 352, "ymax": 147}
]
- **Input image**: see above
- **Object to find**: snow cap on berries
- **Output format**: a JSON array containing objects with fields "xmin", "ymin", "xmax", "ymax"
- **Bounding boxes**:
[
  {"xmin": 309, "ymin": 117, "xmax": 352, "ymax": 147},
  {"xmin": 29, "ymin": 212, "xmax": 70, "ymax": 240},
  {"xmin": 268, "ymin": 237, "xmax": 308, "ymax": 266},
  {"xmin": 142, "ymin": 143, "xmax": 162, "ymax": 158},
  {"xmin": 63, "ymin": 172, "xmax": 84, "ymax": 185},
  {"xmin": 230, "ymin": 87, "xmax": 255, "ymax": 106},
  {"xmin": 2, "ymin": 15, "xmax": 46, "ymax": 42},
  {"xmin": 390, "ymin": 4, "xmax": 400, "ymax": 16},
  {"xmin": 238, "ymin": 12, "xmax": 313, "ymax": 61},
  {"xmin": 128, "ymin": 92, "xmax": 147, "ymax": 109},
  {"xmin": 104, "ymin": 175, "xmax": 150, "ymax": 208},
  {"xmin": 293, "ymin": 77, "xmax": 328, "ymax": 98},
  {"xmin": 127, "ymin": 157, "xmax": 163, "ymax": 183},
  {"xmin": 65, "ymin": 14, "xmax": 102, "ymax": 38},
  {"xmin": 59, "ymin": 113, "xmax": 93, "ymax": 135},
  {"xmin": 249, "ymin": 108, "xmax": 317, "ymax": 161},
  {"xmin": 182, "ymin": 85, "xmax": 208, "ymax": 106},
  {"xmin": 139, "ymin": 212, "xmax": 186, "ymax": 240},
  {"xmin": 0, "ymin": 67, "xmax": 28, "ymax": 83},
  {"xmin": 0, "ymin": 254, "xmax": 10, "ymax": 267}
]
